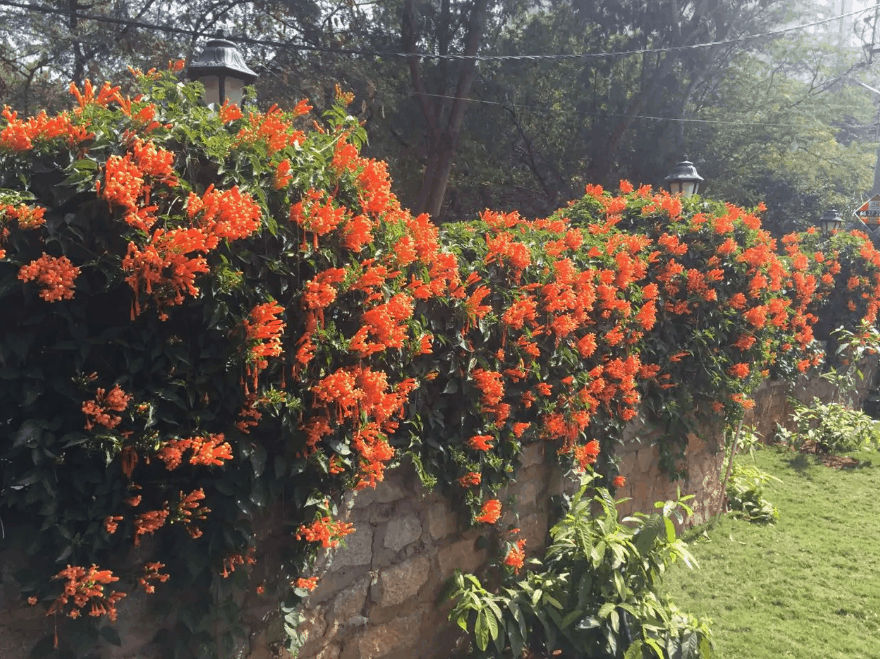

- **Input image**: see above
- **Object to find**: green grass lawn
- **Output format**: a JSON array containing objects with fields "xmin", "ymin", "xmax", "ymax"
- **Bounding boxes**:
[{"xmin": 663, "ymin": 446, "xmax": 880, "ymax": 659}]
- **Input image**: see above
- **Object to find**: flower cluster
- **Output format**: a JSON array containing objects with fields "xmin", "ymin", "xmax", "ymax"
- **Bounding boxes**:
[
  {"xmin": 47, "ymin": 565, "xmax": 126, "ymax": 622},
  {"xmin": 4, "ymin": 66, "xmax": 879, "ymax": 656},
  {"xmin": 155, "ymin": 434, "xmax": 233, "ymax": 470},
  {"xmin": 295, "ymin": 516, "xmax": 356, "ymax": 548},
  {"xmin": 18, "ymin": 253, "xmax": 80, "ymax": 301},
  {"xmin": 81, "ymin": 384, "xmax": 131, "ymax": 430}
]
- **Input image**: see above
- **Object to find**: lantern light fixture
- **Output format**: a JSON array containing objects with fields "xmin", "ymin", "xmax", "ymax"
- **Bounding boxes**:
[
  {"xmin": 819, "ymin": 208, "xmax": 843, "ymax": 234},
  {"xmin": 187, "ymin": 37, "xmax": 257, "ymax": 107},
  {"xmin": 664, "ymin": 157, "xmax": 704, "ymax": 197}
]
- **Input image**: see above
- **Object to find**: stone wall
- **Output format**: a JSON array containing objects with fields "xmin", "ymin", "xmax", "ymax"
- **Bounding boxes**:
[
  {"xmin": 3, "ymin": 365, "xmax": 877, "ymax": 659},
  {"xmin": 270, "ymin": 442, "xmax": 565, "ymax": 659},
  {"xmin": 283, "ymin": 366, "xmax": 879, "ymax": 659},
  {"xmin": 277, "ymin": 420, "xmax": 728, "ymax": 659}
]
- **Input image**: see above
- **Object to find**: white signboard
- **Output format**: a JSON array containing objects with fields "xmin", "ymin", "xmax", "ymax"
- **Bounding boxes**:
[{"xmin": 856, "ymin": 195, "xmax": 880, "ymax": 223}]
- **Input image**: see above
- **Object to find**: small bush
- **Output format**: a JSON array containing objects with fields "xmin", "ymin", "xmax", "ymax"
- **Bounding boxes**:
[
  {"xmin": 446, "ymin": 477, "xmax": 713, "ymax": 658},
  {"xmin": 727, "ymin": 463, "xmax": 779, "ymax": 523},
  {"xmin": 779, "ymin": 399, "xmax": 880, "ymax": 454}
]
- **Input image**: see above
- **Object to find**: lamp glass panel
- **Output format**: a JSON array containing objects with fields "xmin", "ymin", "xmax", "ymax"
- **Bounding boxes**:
[
  {"xmin": 668, "ymin": 181, "xmax": 683, "ymax": 195},
  {"xmin": 682, "ymin": 181, "xmax": 698, "ymax": 197},
  {"xmin": 224, "ymin": 77, "xmax": 246, "ymax": 105},
  {"xmin": 199, "ymin": 75, "xmax": 221, "ymax": 106}
]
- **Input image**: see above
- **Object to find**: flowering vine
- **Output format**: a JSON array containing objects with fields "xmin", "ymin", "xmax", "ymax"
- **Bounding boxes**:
[{"xmin": 0, "ymin": 65, "xmax": 876, "ymax": 659}]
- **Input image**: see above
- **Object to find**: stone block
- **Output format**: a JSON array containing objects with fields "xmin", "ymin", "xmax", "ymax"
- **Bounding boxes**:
[
  {"xmin": 372, "ymin": 555, "xmax": 430, "ymax": 607},
  {"xmin": 329, "ymin": 524, "xmax": 373, "ymax": 570},
  {"xmin": 384, "ymin": 513, "xmax": 422, "ymax": 552},
  {"xmin": 636, "ymin": 446, "xmax": 656, "ymax": 473},
  {"xmin": 368, "ymin": 502, "xmax": 398, "ymax": 524},
  {"xmin": 426, "ymin": 503, "xmax": 458, "ymax": 540},
  {"xmin": 356, "ymin": 612, "xmax": 423, "ymax": 658},
  {"xmin": 374, "ymin": 478, "xmax": 409, "ymax": 504},
  {"xmin": 296, "ymin": 604, "xmax": 327, "ymax": 654},
  {"xmin": 330, "ymin": 576, "xmax": 369, "ymax": 622},
  {"xmin": 519, "ymin": 442, "xmax": 545, "ymax": 468},
  {"xmin": 510, "ymin": 471, "xmax": 542, "ymax": 508},
  {"xmin": 310, "ymin": 565, "xmax": 370, "ymax": 605},
  {"xmin": 437, "ymin": 537, "xmax": 487, "ymax": 577}
]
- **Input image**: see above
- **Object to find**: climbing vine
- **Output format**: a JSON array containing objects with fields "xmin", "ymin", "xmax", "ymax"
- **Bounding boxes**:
[{"xmin": 1, "ymin": 67, "xmax": 878, "ymax": 657}]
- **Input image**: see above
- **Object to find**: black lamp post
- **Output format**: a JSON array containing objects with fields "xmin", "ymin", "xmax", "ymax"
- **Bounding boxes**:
[
  {"xmin": 819, "ymin": 209, "xmax": 843, "ymax": 234},
  {"xmin": 187, "ymin": 38, "xmax": 257, "ymax": 106},
  {"xmin": 664, "ymin": 157, "xmax": 704, "ymax": 197}
]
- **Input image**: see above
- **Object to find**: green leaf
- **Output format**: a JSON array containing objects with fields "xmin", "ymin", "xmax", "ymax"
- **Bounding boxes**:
[
  {"xmin": 624, "ymin": 639, "xmax": 644, "ymax": 659},
  {"xmin": 100, "ymin": 625, "xmax": 122, "ymax": 646},
  {"xmin": 645, "ymin": 637, "xmax": 666, "ymax": 657},
  {"xmin": 475, "ymin": 609, "xmax": 489, "ymax": 651}
]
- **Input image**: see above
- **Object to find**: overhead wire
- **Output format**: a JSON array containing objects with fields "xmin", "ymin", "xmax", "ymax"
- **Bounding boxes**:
[
  {"xmin": 2, "ymin": 0, "xmax": 878, "ymax": 134},
  {"xmin": 407, "ymin": 92, "xmax": 879, "ymax": 130},
  {"xmin": 0, "ymin": 0, "xmax": 877, "ymax": 62}
]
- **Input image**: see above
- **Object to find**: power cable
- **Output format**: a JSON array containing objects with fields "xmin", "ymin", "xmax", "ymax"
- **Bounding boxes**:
[
  {"xmin": 408, "ymin": 92, "xmax": 878, "ymax": 130},
  {"xmin": 0, "ymin": 0, "xmax": 877, "ymax": 63}
]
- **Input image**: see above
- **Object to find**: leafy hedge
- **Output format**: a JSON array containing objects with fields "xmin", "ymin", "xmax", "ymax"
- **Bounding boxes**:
[{"xmin": 1, "ymin": 67, "xmax": 879, "ymax": 657}]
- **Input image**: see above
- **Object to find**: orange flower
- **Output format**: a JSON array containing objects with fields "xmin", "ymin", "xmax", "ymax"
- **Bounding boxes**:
[
  {"xmin": 468, "ymin": 435, "xmax": 494, "ymax": 451},
  {"xmin": 47, "ymin": 564, "xmax": 126, "ymax": 622},
  {"xmin": 18, "ymin": 253, "xmax": 80, "ymax": 302},
  {"xmin": 573, "ymin": 439, "xmax": 600, "ymax": 471},
  {"xmin": 219, "ymin": 100, "xmax": 243, "ymax": 123},
  {"xmin": 296, "ymin": 576, "xmax": 320, "ymax": 591},
  {"xmin": 612, "ymin": 475, "xmax": 626, "ymax": 488},
  {"xmin": 274, "ymin": 159, "xmax": 292, "ymax": 189},
  {"xmin": 743, "ymin": 305, "xmax": 767, "ymax": 329},
  {"xmin": 577, "ymin": 333, "xmax": 597, "ymax": 358},
  {"xmin": 244, "ymin": 301, "xmax": 285, "ymax": 375},
  {"xmin": 475, "ymin": 499, "xmax": 502, "ymax": 524},
  {"xmin": 134, "ymin": 507, "xmax": 169, "ymax": 546},
  {"xmin": 512, "ymin": 422, "xmax": 530, "ymax": 438},
  {"xmin": 296, "ymin": 516, "xmax": 355, "ymax": 548},
  {"xmin": 138, "ymin": 562, "xmax": 169, "ymax": 594},
  {"xmin": 728, "ymin": 363, "xmax": 750, "ymax": 379},
  {"xmin": 458, "ymin": 471, "xmax": 482, "ymax": 487},
  {"xmin": 188, "ymin": 185, "xmax": 262, "ymax": 240},
  {"xmin": 585, "ymin": 183, "xmax": 604, "ymax": 198},
  {"xmin": 471, "ymin": 369, "xmax": 504, "ymax": 406},
  {"xmin": 82, "ymin": 384, "xmax": 131, "ymax": 430},
  {"xmin": 103, "ymin": 516, "xmax": 123, "ymax": 534},
  {"xmin": 504, "ymin": 538, "xmax": 527, "ymax": 574}
]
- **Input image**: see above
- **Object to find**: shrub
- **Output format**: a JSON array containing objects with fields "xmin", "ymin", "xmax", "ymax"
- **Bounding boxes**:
[
  {"xmin": 0, "ymin": 69, "xmax": 458, "ymax": 655},
  {"xmin": 447, "ymin": 477, "xmax": 713, "ymax": 657},
  {"xmin": 726, "ymin": 463, "xmax": 779, "ymax": 524},
  {"xmin": 2, "ymin": 68, "xmax": 878, "ymax": 657},
  {"xmin": 778, "ymin": 400, "xmax": 880, "ymax": 454}
]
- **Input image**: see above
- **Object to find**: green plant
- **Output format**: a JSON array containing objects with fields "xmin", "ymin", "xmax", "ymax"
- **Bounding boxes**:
[
  {"xmin": 779, "ymin": 399, "xmax": 880, "ymax": 454},
  {"xmin": 447, "ymin": 476, "xmax": 713, "ymax": 658},
  {"xmin": 0, "ymin": 69, "xmax": 459, "ymax": 656},
  {"xmin": 726, "ymin": 462, "xmax": 779, "ymax": 523},
  {"xmin": 3, "ymin": 66, "xmax": 880, "ymax": 658}
]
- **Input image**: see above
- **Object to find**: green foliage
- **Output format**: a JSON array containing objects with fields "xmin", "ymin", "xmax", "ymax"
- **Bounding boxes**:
[
  {"xmin": 778, "ymin": 399, "xmax": 880, "ymax": 454},
  {"xmin": 726, "ymin": 463, "xmax": 780, "ymax": 523},
  {"xmin": 775, "ymin": 322, "xmax": 880, "ymax": 456},
  {"xmin": 0, "ymin": 68, "xmax": 446, "ymax": 656},
  {"xmin": 447, "ymin": 477, "xmax": 713, "ymax": 658}
]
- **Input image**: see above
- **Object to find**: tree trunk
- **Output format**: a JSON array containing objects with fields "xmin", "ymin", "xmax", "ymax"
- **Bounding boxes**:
[{"xmin": 405, "ymin": 0, "xmax": 489, "ymax": 220}]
